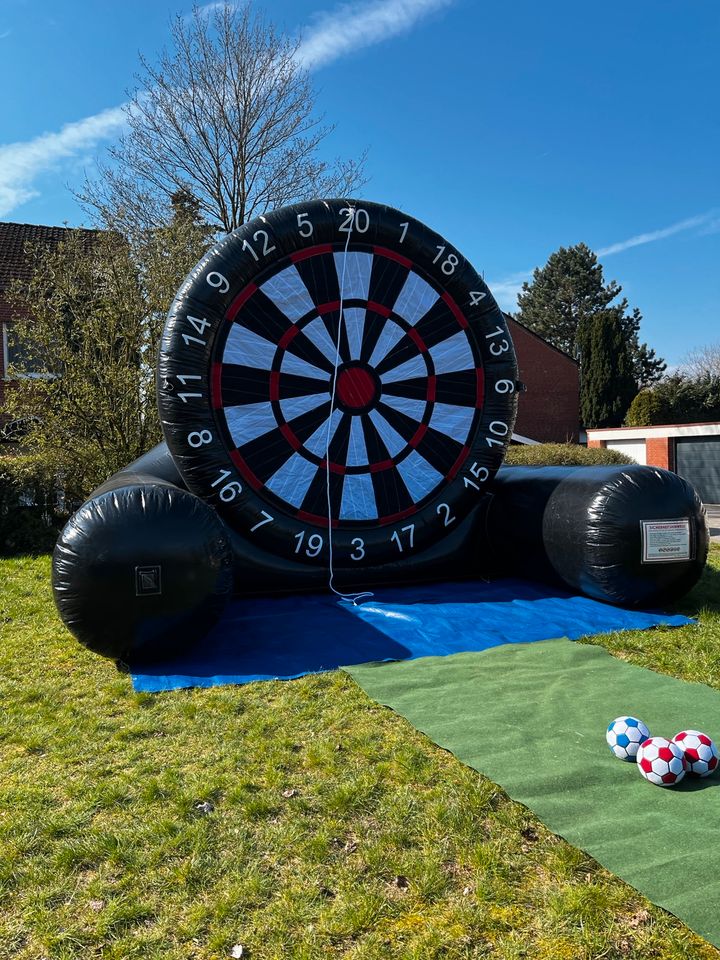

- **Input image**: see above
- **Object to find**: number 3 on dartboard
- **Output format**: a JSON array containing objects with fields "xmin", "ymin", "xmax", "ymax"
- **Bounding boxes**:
[{"xmin": 350, "ymin": 538, "xmax": 365, "ymax": 561}]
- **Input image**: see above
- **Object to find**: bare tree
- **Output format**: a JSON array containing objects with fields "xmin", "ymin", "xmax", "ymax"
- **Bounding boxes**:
[
  {"xmin": 81, "ymin": 3, "xmax": 366, "ymax": 234},
  {"xmin": 679, "ymin": 342, "xmax": 720, "ymax": 380}
]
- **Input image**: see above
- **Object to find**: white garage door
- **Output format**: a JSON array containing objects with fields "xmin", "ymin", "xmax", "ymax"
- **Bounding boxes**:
[{"xmin": 607, "ymin": 439, "xmax": 647, "ymax": 464}]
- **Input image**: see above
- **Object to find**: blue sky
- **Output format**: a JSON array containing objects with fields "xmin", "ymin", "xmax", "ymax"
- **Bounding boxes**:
[{"xmin": 0, "ymin": 0, "xmax": 717, "ymax": 366}]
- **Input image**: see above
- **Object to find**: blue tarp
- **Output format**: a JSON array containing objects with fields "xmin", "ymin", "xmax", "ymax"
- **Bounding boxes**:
[{"xmin": 129, "ymin": 578, "xmax": 694, "ymax": 693}]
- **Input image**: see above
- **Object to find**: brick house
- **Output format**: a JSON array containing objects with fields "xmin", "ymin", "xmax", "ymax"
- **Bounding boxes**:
[{"xmin": 506, "ymin": 316, "xmax": 580, "ymax": 443}]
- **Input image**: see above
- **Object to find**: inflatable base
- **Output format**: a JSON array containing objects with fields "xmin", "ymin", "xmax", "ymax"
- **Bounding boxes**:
[
  {"xmin": 481, "ymin": 465, "xmax": 709, "ymax": 607},
  {"xmin": 52, "ymin": 445, "xmax": 709, "ymax": 660}
]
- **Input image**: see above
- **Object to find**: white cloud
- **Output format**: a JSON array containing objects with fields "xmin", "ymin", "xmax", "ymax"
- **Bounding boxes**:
[
  {"xmin": 0, "ymin": 29, "xmax": 12, "ymax": 40},
  {"xmin": 297, "ymin": 0, "xmax": 455, "ymax": 69},
  {"xmin": 596, "ymin": 210, "xmax": 719, "ymax": 257},
  {"xmin": 0, "ymin": 105, "xmax": 128, "ymax": 218},
  {"xmin": 486, "ymin": 270, "xmax": 532, "ymax": 311},
  {"xmin": 698, "ymin": 216, "xmax": 720, "ymax": 237},
  {"xmin": 488, "ymin": 209, "xmax": 720, "ymax": 308},
  {"xmin": 0, "ymin": 0, "xmax": 457, "ymax": 219}
]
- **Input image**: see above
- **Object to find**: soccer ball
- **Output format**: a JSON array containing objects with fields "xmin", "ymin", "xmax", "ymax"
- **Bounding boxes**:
[
  {"xmin": 672, "ymin": 730, "xmax": 719, "ymax": 777},
  {"xmin": 637, "ymin": 737, "xmax": 686, "ymax": 786},
  {"xmin": 606, "ymin": 716, "xmax": 650, "ymax": 761}
]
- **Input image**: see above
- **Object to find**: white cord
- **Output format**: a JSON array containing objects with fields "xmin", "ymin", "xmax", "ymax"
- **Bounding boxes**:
[{"xmin": 325, "ymin": 209, "xmax": 373, "ymax": 606}]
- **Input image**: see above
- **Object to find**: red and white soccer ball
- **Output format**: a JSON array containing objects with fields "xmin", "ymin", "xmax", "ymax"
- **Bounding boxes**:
[
  {"xmin": 672, "ymin": 730, "xmax": 719, "ymax": 777},
  {"xmin": 636, "ymin": 737, "xmax": 687, "ymax": 787}
]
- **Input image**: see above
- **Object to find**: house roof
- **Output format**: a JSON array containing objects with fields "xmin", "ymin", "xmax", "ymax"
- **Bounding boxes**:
[
  {"xmin": 0, "ymin": 221, "xmax": 95, "ymax": 325},
  {"xmin": 587, "ymin": 422, "xmax": 720, "ymax": 439},
  {"xmin": 0, "ymin": 222, "xmax": 76, "ymax": 289},
  {"xmin": 504, "ymin": 313, "xmax": 580, "ymax": 365}
]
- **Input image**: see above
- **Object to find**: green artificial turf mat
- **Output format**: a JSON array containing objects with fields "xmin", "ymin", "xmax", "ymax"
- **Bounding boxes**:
[{"xmin": 347, "ymin": 637, "xmax": 720, "ymax": 948}]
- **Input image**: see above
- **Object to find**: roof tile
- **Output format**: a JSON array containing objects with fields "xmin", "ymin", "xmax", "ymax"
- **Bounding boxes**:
[{"xmin": 0, "ymin": 221, "xmax": 94, "ymax": 290}]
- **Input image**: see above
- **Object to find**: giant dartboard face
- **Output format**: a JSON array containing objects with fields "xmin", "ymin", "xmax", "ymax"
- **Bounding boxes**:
[{"xmin": 158, "ymin": 200, "xmax": 518, "ymax": 569}]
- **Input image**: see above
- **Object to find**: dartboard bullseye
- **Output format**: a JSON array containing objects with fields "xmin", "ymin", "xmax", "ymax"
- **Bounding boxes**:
[
  {"xmin": 158, "ymin": 200, "xmax": 518, "ymax": 568},
  {"xmin": 335, "ymin": 364, "xmax": 377, "ymax": 412}
]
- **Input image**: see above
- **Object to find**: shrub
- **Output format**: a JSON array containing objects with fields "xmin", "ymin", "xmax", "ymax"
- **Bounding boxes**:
[
  {"xmin": 504, "ymin": 443, "xmax": 632, "ymax": 467},
  {"xmin": 0, "ymin": 453, "xmax": 67, "ymax": 555},
  {"xmin": 625, "ymin": 374, "xmax": 720, "ymax": 426},
  {"xmin": 624, "ymin": 389, "xmax": 669, "ymax": 426}
]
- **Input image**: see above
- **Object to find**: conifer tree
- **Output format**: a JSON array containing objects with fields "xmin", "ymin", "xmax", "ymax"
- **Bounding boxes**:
[
  {"xmin": 516, "ymin": 243, "xmax": 665, "ymax": 387},
  {"xmin": 578, "ymin": 312, "xmax": 637, "ymax": 427}
]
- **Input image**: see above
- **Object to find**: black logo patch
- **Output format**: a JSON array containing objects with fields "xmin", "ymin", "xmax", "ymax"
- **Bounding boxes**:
[{"xmin": 135, "ymin": 565, "xmax": 162, "ymax": 596}]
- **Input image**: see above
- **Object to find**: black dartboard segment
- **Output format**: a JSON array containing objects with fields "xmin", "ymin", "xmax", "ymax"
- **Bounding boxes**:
[{"xmin": 158, "ymin": 200, "xmax": 518, "ymax": 568}]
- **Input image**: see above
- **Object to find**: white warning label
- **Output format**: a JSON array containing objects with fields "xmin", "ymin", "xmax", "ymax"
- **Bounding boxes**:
[{"xmin": 641, "ymin": 518, "xmax": 692, "ymax": 563}]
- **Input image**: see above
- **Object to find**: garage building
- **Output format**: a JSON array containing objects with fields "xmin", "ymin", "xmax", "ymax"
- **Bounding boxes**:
[{"xmin": 587, "ymin": 423, "xmax": 720, "ymax": 504}]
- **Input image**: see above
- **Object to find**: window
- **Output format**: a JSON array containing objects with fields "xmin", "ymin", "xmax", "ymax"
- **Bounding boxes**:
[{"xmin": 2, "ymin": 321, "xmax": 54, "ymax": 379}]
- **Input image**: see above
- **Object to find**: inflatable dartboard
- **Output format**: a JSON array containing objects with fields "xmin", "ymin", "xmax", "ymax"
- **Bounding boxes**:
[{"xmin": 157, "ymin": 199, "xmax": 518, "ymax": 569}]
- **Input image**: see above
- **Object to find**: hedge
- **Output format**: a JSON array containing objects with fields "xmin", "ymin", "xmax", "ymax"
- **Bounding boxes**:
[
  {"xmin": 0, "ymin": 453, "xmax": 67, "ymax": 556},
  {"xmin": 504, "ymin": 443, "xmax": 633, "ymax": 467},
  {"xmin": 0, "ymin": 443, "xmax": 633, "ymax": 555}
]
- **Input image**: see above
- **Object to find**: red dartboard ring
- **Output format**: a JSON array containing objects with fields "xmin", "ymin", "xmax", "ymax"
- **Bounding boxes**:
[{"xmin": 157, "ymin": 199, "xmax": 518, "ymax": 568}]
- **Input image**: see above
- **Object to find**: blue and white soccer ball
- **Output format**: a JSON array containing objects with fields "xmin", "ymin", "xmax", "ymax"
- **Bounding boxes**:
[{"xmin": 606, "ymin": 716, "xmax": 651, "ymax": 761}]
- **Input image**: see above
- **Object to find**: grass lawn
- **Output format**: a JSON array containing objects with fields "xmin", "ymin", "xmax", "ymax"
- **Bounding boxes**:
[{"xmin": 1, "ymin": 550, "xmax": 720, "ymax": 960}]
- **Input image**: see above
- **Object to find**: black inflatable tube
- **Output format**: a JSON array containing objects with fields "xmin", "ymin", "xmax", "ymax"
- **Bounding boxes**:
[
  {"xmin": 80, "ymin": 447, "xmax": 711, "ymax": 605},
  {"xmin": 94, "ymin": 443, "xmax": 184, "ymax": 492},
  {"xmin": 52, "ymin": 443, "xmax": 486, "ymax": 662},
  {"xmin": 480, "ymin": 465, "xmax": 709, "ymax": 607},
  {"xmin": 52, "ymin": 466, "xmax": 234, "ymax": 660},
  {"xmin": 90, "ymin": 442, "xmax": 486, "ymax": 596}
]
